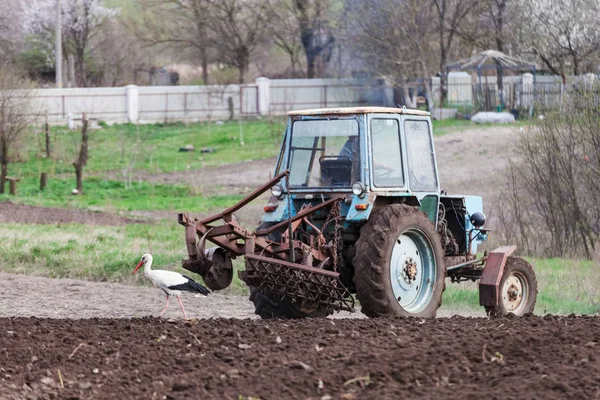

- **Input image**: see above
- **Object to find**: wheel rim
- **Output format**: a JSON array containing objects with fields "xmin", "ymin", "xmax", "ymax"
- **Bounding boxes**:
[
  {"xmin": 501, "ymin": 271, "xmax": 528, "ymax": 315},
  {"xmin": 389, "ymin": 228, "xmax": 437, "ymax": 314}
]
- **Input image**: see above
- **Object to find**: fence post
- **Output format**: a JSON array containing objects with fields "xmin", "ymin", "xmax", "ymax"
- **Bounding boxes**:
[
  {"xmin": 522, "ymin": 73, "xmax": 534, "ymax": 115},
  {"xmin": 125, "ymin": 85, "xmax": 139, "ymax": 123},
  {"xmin": 255, "ymin": 77, "xmax": 270, "ymax": 116}
]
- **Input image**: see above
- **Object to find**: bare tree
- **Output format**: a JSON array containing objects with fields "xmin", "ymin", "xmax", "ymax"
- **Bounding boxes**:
[
  {"xmin": 432, "ymin": 0, "xmax": 479, "ymax": 103},
  {"xmin": 132, "ymin": 0, "xmax": 214, "ymax": 84},
  {"xmin": 291, "ymin": 0, "xmax": 337, "ymax": 78},
  {"xmin": 94, "ymin": 21, "xmax": 149, "ymax": 87},
  {"xmin": 348, "ymin": 0, "xmax": 437, "ymax": 110},
  {"xmin": 73, "ymin": 114, "xmax": 89, "ymax": 194},
  {"xmin": 269, "ymin": 3, "xmax": 306, "ymax": 77},
  {"xmin": 205, "ymin": 0, "xmax": 274, "ymax": 84},
  {"xmin": 22, "ymin": 0, "xmax": 119, "ymax": 87},
  {"xmin": 498, "ymin": 89, "xmax": 600, "ymax": 259},
  {"xmin": 519, "ymin": 0, "xmax": 600, "ymax": 76},
  {"xmin": 0, "ymin": 66, "xmax": 33, "ymax": 194}
]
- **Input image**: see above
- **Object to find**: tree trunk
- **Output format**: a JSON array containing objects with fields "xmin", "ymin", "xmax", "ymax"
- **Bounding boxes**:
[
  {"xmin": 45, "ymin": 121, "xmax": 51, "ymax": 158},
  {"xmin": 0, "ymin": 162, "xmax": 6, "ymax": 195},
  {"xmin": 306, "ymin": 53, "xmax": 316, "ymax": 78},
  {"xmin": 238, "ymin": 48, "xmax": 249, "ymax": 84},
  {"xmin": 202, "ymin": 51, "xmax": 209, "ymax": 85},
  {"xmin": 0, "ymin": 137, "xmax": 6, "ymax": 195},
  {"xmin": 423, "ymin": 78, "xmax": 435, "ymax": 112},
  {"xmin": 398, "ymin": 75, "xmax": 416, "ymax": 108},
  {"xmin": 74, "ymin": 166, "xmax": 83, "ymax": 193},
  {"xmin": 440, "ymin": 48, "xmax": 447, "ymax": 105},
  {"xmin": 72, "ymin": 114, "xmax": 89, "ymax": 194},
  {"xmin": 75, "ymin": 48, "xmax": 87, "ymax": 87},
  {"xmin": 573, "ymin": 55, "xmax": 580, "ymax": 76}
]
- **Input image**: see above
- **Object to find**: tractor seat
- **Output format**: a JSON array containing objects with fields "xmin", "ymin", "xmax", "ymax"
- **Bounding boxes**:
[{"xmin": 320, "ymin": 156, "xmax": 352, "ymax": 186}]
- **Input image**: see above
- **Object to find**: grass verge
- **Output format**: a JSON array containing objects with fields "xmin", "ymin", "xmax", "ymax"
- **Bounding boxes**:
[
  {"xmin": 442, "ymin": 257, "xmax": 600, "ymax": 315},
  {"xmin": 0, "ymin": 176, "xmax": 244, "ymax": 213},
  {"xmin": 1, "ymin": 222, "xmax": 598, "ymax": 315},
  {"xmin": 12, "ymin": 119, "xmax": 286, "ymax": 179},
  {"xmin": 0, "ymin": 222, "xmax": 248, "ymax": 295}
]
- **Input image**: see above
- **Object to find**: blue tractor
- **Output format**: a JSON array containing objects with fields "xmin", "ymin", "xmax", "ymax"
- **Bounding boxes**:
[{"xmin": 178, "ymin": 107, "xmax": 538, "ymax": 318}]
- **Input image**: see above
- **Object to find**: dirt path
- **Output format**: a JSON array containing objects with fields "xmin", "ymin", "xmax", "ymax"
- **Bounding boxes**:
[
  {"xmin": 0, "ymin": 272, "xmax": 482, "ymax": 320},
  {"xmin": 1, "ymin": 315, "xmax": 598, "ymax": 399},
  {"xmin": 435, "ymin": 125, "xmax": 520, "ymax": 223},
  {"xmin": 0, "ymin": 202, "xmax": 143, "ymax": 226}
]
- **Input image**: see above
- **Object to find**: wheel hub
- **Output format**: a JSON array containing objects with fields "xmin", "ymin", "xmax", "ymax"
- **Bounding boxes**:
[
  {"xmin": 403, "ymin": 258, "xmax": 418, "ymax": 283},
  {"xmin": 502, "ymin": 274, "xmax": 526, "ymax": 312},
  {"xmin": 390, "ymin": 231, "xmax": 436, "ymax": 313}
]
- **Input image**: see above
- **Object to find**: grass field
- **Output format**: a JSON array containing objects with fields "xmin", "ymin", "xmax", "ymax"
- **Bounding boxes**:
[
  {"xmin": 1, "ymin": 118, "xmax": 484, "ymax": 212},
  {"xmin": 0, "ymin": 222, "xmax": 597, "ymax": 315},
  {"xmin": 0, "ymin": 176, "xmax": 244, "ymax": 212}
]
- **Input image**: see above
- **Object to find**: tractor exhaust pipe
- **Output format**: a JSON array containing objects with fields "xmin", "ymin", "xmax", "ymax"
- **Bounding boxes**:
[{"xmin": 182, "ymin": 224, "xmax": 233, "ymax": 290}]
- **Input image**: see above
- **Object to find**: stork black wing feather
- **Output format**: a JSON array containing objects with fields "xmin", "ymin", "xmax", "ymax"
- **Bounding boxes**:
[{"xmin": 168, "ymin": 274, "xmax": 211, "ymax": 296}]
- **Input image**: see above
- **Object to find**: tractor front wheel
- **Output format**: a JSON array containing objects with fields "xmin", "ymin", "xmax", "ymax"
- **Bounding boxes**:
[
  {"xmin": 248, "ymin": 221, "xmax": 329, "ymax": 319},
  {"xmin": 249, "ymin": 286, "xmax": 328, "ymax": 319},
  {"xmin": 353, "ymin": 204, "xmax": 446, "ymax": 318},
  {"xmin": 485, "ymin": 257, "xmax": 537, "ymax": 317}
]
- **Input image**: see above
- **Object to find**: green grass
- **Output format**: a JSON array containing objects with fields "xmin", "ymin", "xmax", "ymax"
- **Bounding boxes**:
[
  {"xmin": 1, "ymin": 221, "xmax": 598, "ymax": 315},
  {"xmin": 10, "ymin": 119, "xmax": 285, "ymax": 179},
  {"xmin": 0, "ymin": 222, "xmax": 248, "ymax": 295},
  {"xmin": 431, "ymin": 118, "xmax": 535, "ymax": 136},
  {"xmin": 0, "ymin": 176, "xmax": 244, "ymax": 213},
  {"xmin": 442, "ymin": 257, "xmax": 600, "ymax": 315}
]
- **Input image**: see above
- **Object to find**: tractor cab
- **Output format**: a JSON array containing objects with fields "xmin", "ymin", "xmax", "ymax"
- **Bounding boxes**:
[{"xmin": 275, "ymin": 106, "xmax": 437, "ymax": 195}]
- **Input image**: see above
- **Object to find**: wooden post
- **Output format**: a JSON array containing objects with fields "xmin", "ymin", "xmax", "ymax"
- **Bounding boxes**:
[
  {"xmin": 72, "ymin": 113, "xmax": 89, "ymax": 195},
  {"xmin": 40, "ymin": 172, "xmax": 48, "ymax": 190},
  {"xmin": 45, "ymin": 114, "xmax": 51, "ymax": 158},
  {"xmin": 6, "ymin": 177, "xmax": 19, "ymax": 196}
]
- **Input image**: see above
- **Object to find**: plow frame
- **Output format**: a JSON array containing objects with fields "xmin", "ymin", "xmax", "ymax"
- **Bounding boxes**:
[{"xmin": 177, "ymin": 170, "xmax": 355, "ymax": 314}]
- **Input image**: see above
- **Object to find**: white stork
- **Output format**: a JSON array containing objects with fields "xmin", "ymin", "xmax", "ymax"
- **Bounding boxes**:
[{"xmin": 132, "ymin": 253, "xmax": 210, "ymax": 319}]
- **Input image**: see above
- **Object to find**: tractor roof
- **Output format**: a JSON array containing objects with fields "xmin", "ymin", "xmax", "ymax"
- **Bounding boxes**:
[{"xmin": 287, "ymin": 106, "xmax": 430, "ymax": 117}]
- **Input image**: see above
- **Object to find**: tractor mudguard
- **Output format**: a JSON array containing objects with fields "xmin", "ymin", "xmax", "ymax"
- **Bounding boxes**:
[{"xmin": 479, "ymin": 245, "xmax": 517, "ymax": 307}]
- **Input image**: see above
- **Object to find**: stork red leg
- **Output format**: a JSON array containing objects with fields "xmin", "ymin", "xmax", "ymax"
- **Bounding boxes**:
[
  {"xmin": 176, "ymin": 296, "xmax": 188, "ymax": 319},
  {"xmin": 159, "ymin": 295, "xmax": 170, "ymax": 317}
]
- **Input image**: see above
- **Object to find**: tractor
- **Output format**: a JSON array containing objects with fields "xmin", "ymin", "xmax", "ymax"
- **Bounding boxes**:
[{"xmin": 177, "ymin": 106, "xmax": 538, "ymax": 319}]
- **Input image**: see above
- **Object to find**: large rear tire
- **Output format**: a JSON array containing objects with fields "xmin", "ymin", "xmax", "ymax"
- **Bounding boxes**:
[
  {"xmin": 485, "ymin": 257, "xmax": 537, "ymax": 317},
  {"xmin": 353, "ymin": 204, "xmax": 445, "ymax": 318},
  {"xmin": 248, "ymin": 222, "xmax": 329, "ymax": 319}
]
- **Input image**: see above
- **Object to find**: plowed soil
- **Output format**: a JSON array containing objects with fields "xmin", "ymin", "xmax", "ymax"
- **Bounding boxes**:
[{"xmin": 1, "ymin": 315, "xmax": 599, "ymax": 400}]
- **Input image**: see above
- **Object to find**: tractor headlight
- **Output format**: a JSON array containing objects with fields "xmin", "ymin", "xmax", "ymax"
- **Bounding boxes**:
[
  {"xmin": 271, "ymin": 184, "xmax": 284, "ymax": 198},
  {"xmin": 352, "ymin": 182, "xmax": 365, "ymax": 198},
  {"xmin": 470, "ymin": 212, "xmax": 486, "ymax": 228}
]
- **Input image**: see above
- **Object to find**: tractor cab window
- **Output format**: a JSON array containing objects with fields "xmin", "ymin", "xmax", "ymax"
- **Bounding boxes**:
[
  {"xmin": 404, "ymin": 120, "xmax": 438, "ymax": 191},
  {"xmin": 370, "ymin": 118, "xmax": 405, "ymax": 187},
  {"xmin": 288, "ymin": 118, "xmax": 360, "ymax": 188}
]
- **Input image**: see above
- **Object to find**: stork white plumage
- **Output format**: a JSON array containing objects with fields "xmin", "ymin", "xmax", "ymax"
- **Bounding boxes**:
[{"xmin": 132, "ymin": 253, "xmax": 210, "ymax": 319}]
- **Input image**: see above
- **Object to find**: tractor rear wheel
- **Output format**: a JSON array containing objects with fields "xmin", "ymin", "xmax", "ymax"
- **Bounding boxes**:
[
  {"xmin": 353, "ymin": 204, "xmax": 445, "ymax": 318},
  {"xmin": 248, "ymin": 222, "xmax": 329, "ymax": 319},
  {"xmin": 485, "ymin": 257, "xmax": 537, "ymax": 317}
]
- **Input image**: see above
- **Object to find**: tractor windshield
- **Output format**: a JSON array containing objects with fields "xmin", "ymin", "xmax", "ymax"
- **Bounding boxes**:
[{"xmin": 288, "ymin": 118, "xmax": 360, "ymax": 188}]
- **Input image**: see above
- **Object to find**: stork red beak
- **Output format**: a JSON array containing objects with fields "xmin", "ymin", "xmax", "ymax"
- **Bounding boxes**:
[{"xmin": 132, "ymin": 260, "xmax": 144, "ymax": 275}]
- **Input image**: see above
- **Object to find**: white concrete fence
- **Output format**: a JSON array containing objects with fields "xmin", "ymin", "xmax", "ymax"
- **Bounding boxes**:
[
  {"xmin": 20, "ymin": 77, "xmax": 393, "ymax": 126},
  {"xmin": 8, "ymin": 73, "xmax": 595, "ymax": 126}
]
